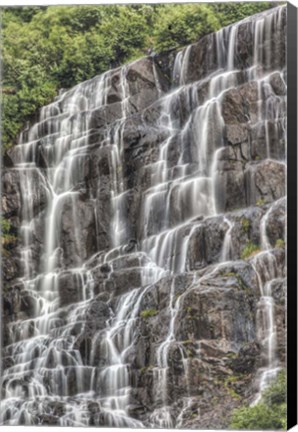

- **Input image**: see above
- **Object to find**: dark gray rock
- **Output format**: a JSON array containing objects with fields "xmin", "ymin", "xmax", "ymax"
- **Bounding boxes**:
[
  {"xmin": 2, "ymin": 170, "xmax": 22, "ymax": 219},
  {"xmin": 57, "ymin": 271, "xmax": 83, "ymax": 306},
  {"xmin": 244, "ymin": 160, "xmax": 286, "ymax": 206},
  {"xmin": 265, "ymin": 198, "xmax": 286, "ymax": 247}
]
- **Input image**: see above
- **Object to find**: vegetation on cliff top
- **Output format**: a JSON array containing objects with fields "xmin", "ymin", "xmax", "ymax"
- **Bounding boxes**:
[{"xmin": 2, "ymin": 3, "xmax": 278, "ymax": 150}]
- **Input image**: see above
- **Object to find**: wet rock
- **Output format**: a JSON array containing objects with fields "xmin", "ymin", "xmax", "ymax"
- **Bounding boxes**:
[
  {"xmin": 106, "ymin": 268, "xmax": 143, "ymax": 297},
  {"xmin": 214, "ymin": 146, "xmax": 246, "ymax": 212},
  {"xmin": 19, "ymin": 291, "xmax": 38, "ymax": 318},
  {"xmin": 229, "ymin": 341, "xmax": 261, "ymax": 374},
  {"xmin": 153, "ymin": 50, "xmax": 177, "ymax": 88},
  {"xmin": 89, "ymin": 103, "xmax": 122, "ymax": 129},
  {"xmin": 249, "ymin": 119, "xmax": 286, "ymax": 161},
  {"xmin": 126, "ymin": 58, "xmax": 160, "ymax": 111},
  {"xmin": 225, "ymin": 123, "xmax": 248, "ymax": 145},
  {"xmin": 2, "ymin": 152, "xmax": 14, "ymax": 168},
  {"xmin": 86, "ymin": 299, "xmax": 110, "ymax": 333},
  {"xmin": 270, "ymin": 278, "xmax": 286, "ymax": 305},
  {"xmin": 2, "ymin": 249, "xmax": 22, "ymax": 282},
  {"xmin": 187, "ymin": 216, "xmax": 227, "ymax": 269},
  {"xmin": 222, "ymin": 82, "xmax": 259, "ymax": 125},
  {"xmin": 58, "ymin": 272, "xmax": 83, "ymax": 306},
  {"xmin": 100, "ymin": 263, "xmax": 111, "ymax": 273},
  {"xmin": 2, "ymin": 282, "xmax": 23, "ymax": 321},
  {"xmin": 265, "ymin": 198, "xmax": 286, "ymax": 247},
  {"xmin": 111, "ymin": 252, "xmax": 150, "ymax": 271},
  {"xmin": 269, "ymin": 71, "xmax": 287, "ymax": 96},
  {"xmin": 124, "ymin": 239, "xmax": 138, "ymax": 253},
  {"xmin": 2, "ymin": 170, "xmax": 22, "ymax": 219},
  {"xmin": 59, "ymin": 196, "xmax": 98, "ymax": 266},
  {"xmin": 245, "ymin": 160, "xmax": 286, "ymax": 206},
  {"xmin": 184, "ymin": 36, "xmax": 218, "ymax": 85},
  {"xmin": 175, "ymin": 272, "xmax": 257, "ymax": 346}
]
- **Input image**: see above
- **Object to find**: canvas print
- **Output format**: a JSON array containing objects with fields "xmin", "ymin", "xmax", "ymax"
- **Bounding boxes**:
[{"xmin": 1, "ymin": 2, "xmax": 287, "ymax": 429}]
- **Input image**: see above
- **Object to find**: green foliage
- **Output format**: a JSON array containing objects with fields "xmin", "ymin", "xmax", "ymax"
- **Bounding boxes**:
[
  {"xmin": 256, "ymin": 197, "xmax": 266, "ymax": 206},
  {"xmin": 140, "ymin": 364, "xmax": 154, "ymax": 374},
  {"xmin": 153, "ymin": 4, "xmax": 221, "ymax": 52},
  {"xmin": 226, "ymin": 351, "xmax": 238, "ymax": 359},
  {"xmin": 2, "ymin": 3, "xmax": 276, "ymax": 148},
  {"xmin": 220, "ymin": 375, "xmax": 243, "ymax": 401},
  {"xmin": 5, "ymin": 7, "xmax": 45, "ymax": 23},
  {"xmin": 1, "ymin": 218, "xmax": 11, "ymax": 234},
  {"xmin": 140, "ymin": 308, "xmax": 158, "ymax": 319},
  {"xmin": 241, "ymin": 217, "xmax": 251, "ymax": 234},
  {"xmin": 229, "ymin": 370, "xmax": 286, "ymax": 430},
  {"xmin": 1, "ymin": 218, "xmax": 16, "ymax": 247},
  {"xmin": 222, "ymin": 272, "xmax": 237, "ymax": 278},
  {"xmin": 210, "ymin": 2, "xmax": 277, "ymax": 27},
  {"xmin": 230, "ymin": 402, "xmax": 285, "ymax": 429},
  {"xmin": 241, "ymin": 241, "xmax": 260, "ymax": 259},
  {"xmin": 183, "ymin": 339, "xmax": 194, "ymax": 345},
  {"xmin": 263, "ymin": 369, "xmax": 286, "ymax": 407},
  {"xmin": 275, "ymin": 238, "xmax": 285, "ymax": 249}
]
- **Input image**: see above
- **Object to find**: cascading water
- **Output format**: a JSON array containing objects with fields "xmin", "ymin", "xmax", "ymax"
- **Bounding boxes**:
[
  {"xmin": 1, "ymin": 5, "xmax": 286, "ymax": 428},
  {"xmin": 251, "ymin": 197, "xmax": 286, "ymax": 405}
]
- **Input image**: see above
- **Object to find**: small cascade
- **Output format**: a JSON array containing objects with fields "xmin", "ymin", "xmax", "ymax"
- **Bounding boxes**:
[
  {"xmin": 89, "ymin": 289, "xmax": 144, "ymax": 427},
  {"xmin": 140, "ymin": 30, "xmax": 238, "ymax": 272},
  {"xmin": 252, "ymin": 200, "xmax": 285, "ymax": 405},
  {"xmin": 221, "ymin": 217, "xmax": 234, "ymax": 262},
  {"xmin": 1, "ymin": 5, "xmax": 286, "ymax": 428},
  {"xmin": 152, "ymin": 278, "xmax": 184, "ymax": 427},
  {"xmin": 1, "ymin": 67, "xmax": 148, "ymax": 426}
]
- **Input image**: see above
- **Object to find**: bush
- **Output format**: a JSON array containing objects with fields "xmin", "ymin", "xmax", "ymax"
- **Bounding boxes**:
[
  {"xmin": 1, "ymin": 218, "xmax": 16, "ymax": 247},
  {"xmin": 2, "ymin": 3, "xmax": 276, "ymax": 148},
  {"xmin": 1, "ymin": 218, "xmax": 11, "ymax": 234},
  {"xmin": 140, "ymin": 308, "xmax": 158, "ymax": 318},
  {"xmin": 241, "ymin": 218, "xmax": 250, "ymax": 234},
  {"xmin": 263, "ymin": 370, "xmax": 286, "ymax": 407},
  {"xmin": 229, "ymin": 370, "xmax": 287, "ymax": 430},
  {"xmin": 241, "ymin": 241, "xmax": 260, "ymax": 259},
  {"xmin": 256, "ymin": 198, "xmax": 266, "ymax": 206},
  {"xmin": 210, "ymin": 2, "xmax": 277, "ymax": 27},
  {"xmin": 153, "ymin": 4, "xmax": 220, "ymax": 52},
  {"xmin": 275, "ymin": 238, "xmax": 285, "ymax": 249},
  {"xmin": 230, "ymin": 402, "xmax": 284, "ymax": 430}
]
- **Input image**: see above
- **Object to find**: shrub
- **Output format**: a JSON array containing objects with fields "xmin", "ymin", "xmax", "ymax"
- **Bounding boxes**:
[
  {"xmin": 263, "ymin": 370, "xmax": 286, "ymax": 407},
  {"xmin": 153, "ymin": 4, "xmax": 220, "ymax": 52},
  {"xmin": 275, "ymin": 238, "xmax": 285, "ymax": 249},
  {"xmin": 1, "ymin": 218, "xmax": 11, "ymax": 234},
  {"xmin": 1, "ymin": 218, "xmax": 17, "ymax": 247},
  {"xmin": 140, "ymin": 308, "xmax": 158, "ymax": 318},
  {"xmin": 3, "ymin": 3, "xmax": 276, "ymax": 148},
  {"xmin": 241, "ymin": 217, "xmax": 250, "ymax": 234},
  {"xmin": 230, "ymin": 402, "xmax": 284, "ymax": 430},
  {"xmin": 229, "ymin": 370, "xmax": 286, "ymax": 430},
  {"xmin": 222, "ymin": 272, "xmax": 237, "ymax": 278},
  {"xmin": 241, "ymin": 241, "xmax": 260, "ymax": 259},
  {"xmin": 256, "ymin": 198, "xmax": 266, "ymax": 206}
]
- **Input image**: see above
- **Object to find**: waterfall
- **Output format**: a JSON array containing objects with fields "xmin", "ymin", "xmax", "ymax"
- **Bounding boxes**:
[
  {"xmin": 251, "ymin": 198, "xmax": 286, "ymax": 405},
  {"xmin": 1, "ymin": 5, "xmax": 286, "ymax": 427}
]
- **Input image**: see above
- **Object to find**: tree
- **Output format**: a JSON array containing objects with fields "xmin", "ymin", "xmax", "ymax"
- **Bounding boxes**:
[
  {"xmin": 2, "ymin": 3, "xmax": 276, "ymax": 149},
  {"xmin": 153, "ymin": 4, "xmax": 220, "ymax": 52}
]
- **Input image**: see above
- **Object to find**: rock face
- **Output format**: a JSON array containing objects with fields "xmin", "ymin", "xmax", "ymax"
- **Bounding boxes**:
[{"xmin": 1, "ymin": 5, "xmax": 286, "ymax": 429}]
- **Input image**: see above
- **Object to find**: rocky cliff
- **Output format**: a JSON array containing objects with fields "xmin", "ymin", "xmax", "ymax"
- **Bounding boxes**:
[{"xmin": 1, "ymin": 5, "xmax": 286, "ymax": 428}]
